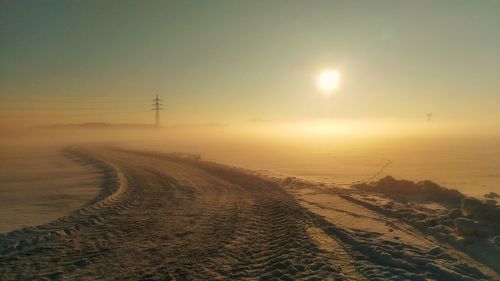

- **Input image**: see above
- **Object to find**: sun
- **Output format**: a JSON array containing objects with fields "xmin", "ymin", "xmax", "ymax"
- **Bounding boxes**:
[{"xmin": 318, "ymin": 70, "xmax": 340, "ymax": 93}]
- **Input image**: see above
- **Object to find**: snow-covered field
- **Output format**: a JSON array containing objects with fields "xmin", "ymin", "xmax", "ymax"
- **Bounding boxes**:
[
  {"xmin": 0, "ymin": 145, "xmax": 102, "ymax": 233},
  {"xmin": 1, "ymin": 145, "xmax": 498, "ymax": 280},
  {"xmin": 136, "ymin": 136, "xmax": 500, "ymax": 198}
]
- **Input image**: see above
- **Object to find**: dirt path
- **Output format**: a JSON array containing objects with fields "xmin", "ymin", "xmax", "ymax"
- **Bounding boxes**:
[{"xmin": 0, "ymin": 147, "xmax": 495, "ymax": 280}]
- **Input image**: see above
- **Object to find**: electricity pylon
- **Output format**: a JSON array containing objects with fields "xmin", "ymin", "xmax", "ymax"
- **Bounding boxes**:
[
  {"xmin": 427, "ymin": 113, "xmax": 433, "ymax": 123},
  {"xmin": 152, "ymin": 94, "xmax": 163, "ymax": 127}
]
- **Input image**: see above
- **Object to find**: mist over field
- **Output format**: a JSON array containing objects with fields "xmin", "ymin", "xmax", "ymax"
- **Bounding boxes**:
[
  {"xmin": 3, "ymin": 123, "xmax": 500, "ymax": 202},
  {"xmin": 2, "ymin": 0, "xmax": 500, "ymax": 280}
]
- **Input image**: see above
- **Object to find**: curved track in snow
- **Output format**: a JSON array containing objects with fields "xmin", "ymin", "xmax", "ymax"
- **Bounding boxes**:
[{"xmin": 0, "ymin": 147, "xmax": 496, "ymax": 280}]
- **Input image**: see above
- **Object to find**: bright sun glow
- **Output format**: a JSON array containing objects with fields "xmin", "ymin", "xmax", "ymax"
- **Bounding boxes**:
[{"xmin": 318, "ymin": 70, "xmax": 340, "ymax": 93}]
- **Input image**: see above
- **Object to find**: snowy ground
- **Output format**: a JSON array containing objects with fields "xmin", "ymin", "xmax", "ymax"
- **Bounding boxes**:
[
  {"xmin": 0, "ymin": 145, "xmax": 498, "ymax": 280},
  {"xmin": 0, "ymin": 146, "xmax": 102, "ymax": 233}
]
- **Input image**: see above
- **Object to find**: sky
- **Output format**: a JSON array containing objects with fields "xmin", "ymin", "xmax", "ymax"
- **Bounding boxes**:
[{"xmin": 1, "ymin": 0, "xmax": 499, "ymax": 133}]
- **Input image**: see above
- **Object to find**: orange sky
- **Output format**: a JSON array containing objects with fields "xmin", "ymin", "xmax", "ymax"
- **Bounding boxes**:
[{"xmin": 1, "ymin": 1, "xmax": 499, "ymax": 136}]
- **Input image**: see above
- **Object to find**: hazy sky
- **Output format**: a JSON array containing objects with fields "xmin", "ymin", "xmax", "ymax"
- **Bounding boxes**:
[{"xmin": 1, "ymin": 0, "xmax": 499, "ymax": 130}]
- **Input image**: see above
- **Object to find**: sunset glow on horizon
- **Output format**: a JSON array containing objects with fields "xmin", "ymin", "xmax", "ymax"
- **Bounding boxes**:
[
  {"xmin": 0, "ymin": 1, "xmax": 499, "ymax": 136},
  {"xmin": 1, "ymin": 2, "xmax": 500, "ymax": 279}
]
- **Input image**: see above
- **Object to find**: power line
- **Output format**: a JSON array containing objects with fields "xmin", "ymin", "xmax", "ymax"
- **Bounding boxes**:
[
  {"xmin": 0, "ymin": 107, "xmax": 117, "ymax": 110},
  {"xmin": 0, "ymin": 98, "xmax": 146, "ymax": 104},
  {"xmin": 151, "ymin": 94, "xmax": 163, "ymax": 127},
  {"xmin": 427, "ymin": 113, "xmax": 433, "ymax": 122}
]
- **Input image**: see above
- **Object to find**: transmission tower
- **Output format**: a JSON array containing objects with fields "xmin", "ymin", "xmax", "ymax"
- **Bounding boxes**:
[{"xmin": 152, "ymin": 94, "xmax": 163, "ymax": 127}]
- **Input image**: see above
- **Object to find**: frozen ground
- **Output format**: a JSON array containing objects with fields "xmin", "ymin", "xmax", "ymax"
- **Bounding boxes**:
[
  {"xmin": 1, "ymin": 146, "xmax": 498, "ymax": 280},
  {"xmin": 0, "ymin": 146, "xmax": 102, "ymax": 233},
  {"xmin": 129, "ymin": 137, "xmax": 500, "ymax": 198}
]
